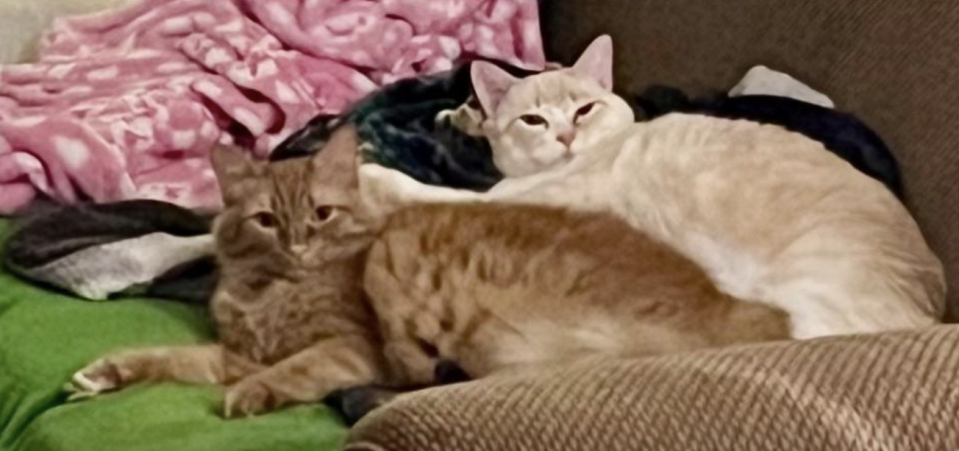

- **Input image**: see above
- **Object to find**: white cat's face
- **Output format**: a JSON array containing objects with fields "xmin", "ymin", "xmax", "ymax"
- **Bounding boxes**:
[{"xmin": 472, "ymin": 36, "xmax": 634, "ymax": 177}]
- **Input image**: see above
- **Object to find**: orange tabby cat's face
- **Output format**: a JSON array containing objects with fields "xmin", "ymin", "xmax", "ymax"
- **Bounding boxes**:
[{"xmin": 211, "ymin": 128, "xmax": 372, "ymax": 270}]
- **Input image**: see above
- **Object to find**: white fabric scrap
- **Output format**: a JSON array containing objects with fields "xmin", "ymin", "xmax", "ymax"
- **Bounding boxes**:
[{"xmin": 729, "ymin": 65, "xmax": 835, "ymax": 109}]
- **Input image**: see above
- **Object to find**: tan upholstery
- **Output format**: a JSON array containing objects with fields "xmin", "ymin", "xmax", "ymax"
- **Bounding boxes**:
[
  {"xmin": 346, "ymin": 2, "xmax": 959, "ymax": 448},
  {"xmin": 348, "ymin": 325, "xmax": 959, "ymax": 450}
]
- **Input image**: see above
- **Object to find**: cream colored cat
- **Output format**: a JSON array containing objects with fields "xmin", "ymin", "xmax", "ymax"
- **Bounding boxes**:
[{"xmin": 360, "ymin": 36, "xmax": 946, "ymax": 339}]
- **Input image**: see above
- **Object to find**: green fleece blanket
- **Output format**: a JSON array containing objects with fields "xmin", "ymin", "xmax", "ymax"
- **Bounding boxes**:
[{"xmin": 0, "ymin": 220, "xmax": 347, "ymax": 451}]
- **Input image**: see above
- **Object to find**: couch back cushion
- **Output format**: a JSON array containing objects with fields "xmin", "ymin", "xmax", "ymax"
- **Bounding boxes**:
[{"xmin": 542, "ymin": 1, "xmax": 959, "ymax": 320}]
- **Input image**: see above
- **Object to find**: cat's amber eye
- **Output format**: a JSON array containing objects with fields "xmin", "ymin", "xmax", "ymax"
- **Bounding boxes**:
[
  {"xmin": 315, "ymin": 206, "xmax": 335, "ymax": 222},
  {"xmin": 253, "ymin": 212, "xmax": 277, "ymax": 228},
  {"xmin": 574, "ymin": 102, "xmax": 597, "ymax": 122},
  {"xmin": 519, "ymin": 114, "xmax": 547, "ymax": 126}
]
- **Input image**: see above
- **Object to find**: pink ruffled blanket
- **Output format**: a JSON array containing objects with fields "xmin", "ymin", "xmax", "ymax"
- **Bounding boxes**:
[{"xmin": 0, "ymin": 0, "xmax": 544, "ymax": 213}]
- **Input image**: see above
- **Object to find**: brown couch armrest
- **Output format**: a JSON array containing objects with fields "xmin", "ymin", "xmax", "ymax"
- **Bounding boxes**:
[{"xmin": 347, "ymin": 326, "xmax": 959, "ymax": 450}]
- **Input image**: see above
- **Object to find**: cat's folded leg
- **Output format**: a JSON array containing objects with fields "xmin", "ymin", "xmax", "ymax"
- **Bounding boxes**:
[
  {"xmin": 67, "ymin": 344, "xmax": 260, "ymax": 400},
  {"xmin": 223, "ymin": 334, "xmax": 382, "ymax": 418}
]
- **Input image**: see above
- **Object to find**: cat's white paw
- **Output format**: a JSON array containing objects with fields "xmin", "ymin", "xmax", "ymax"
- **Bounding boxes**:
[{"xmin": 65, "ymin": 358, "xmax": 124, "ymax": 401}]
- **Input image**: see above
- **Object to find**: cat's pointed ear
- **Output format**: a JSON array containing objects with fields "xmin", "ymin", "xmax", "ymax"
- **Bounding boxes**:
[
  {"xmin": 571, "ymin": 35, "xmax": 613, "ymax": 90},
  {"xmin": 471, "ymin": 61, "xmax": 520, "ymax": 114},
  {"xmin": 211, "ymin": 145, "xmax": 258, "ymax": 198},
  {"xmin": 310, "ymin": 124, "xmax": 361, "ymax": 192}
]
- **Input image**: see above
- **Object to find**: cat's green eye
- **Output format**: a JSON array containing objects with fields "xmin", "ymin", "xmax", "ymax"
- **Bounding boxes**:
[
  {"xmin": 315, "ymin": 206, "xmax": 335, "ymax": 222},
  {"xmin": 519, "ymin": 114, "xmax": 547, "ymax": 127},
  {"xmin": 253, "ymin": 212, "xmax": 277, "ymax": 228}
]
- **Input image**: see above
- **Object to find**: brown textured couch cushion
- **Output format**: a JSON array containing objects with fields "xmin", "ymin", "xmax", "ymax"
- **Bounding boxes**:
[
  {"xmin": 543, "ymin": 0, "xmax": 959, "ymax": 320},
  {"xmin": 347, "ymin": 325, "xmax": 959, "ymax": 450}
]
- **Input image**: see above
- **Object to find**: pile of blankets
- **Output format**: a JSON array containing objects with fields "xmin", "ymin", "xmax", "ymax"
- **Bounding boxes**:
[
  {"xmin": 0, "ymin": 0, "xmax": 546, "ymax": 214},
  {"xmin": 3, "ymin": 62, "xmax": 508, "ymax": 303}
]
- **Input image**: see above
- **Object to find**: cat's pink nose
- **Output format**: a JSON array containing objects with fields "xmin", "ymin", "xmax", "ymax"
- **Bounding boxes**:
[{"xmin": 557, "ymin": 132, "xmax": 576, "ymax": 147}]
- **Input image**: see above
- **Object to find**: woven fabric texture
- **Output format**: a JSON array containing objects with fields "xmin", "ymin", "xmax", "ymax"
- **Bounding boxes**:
[{"xmin": 347, "ymin": 325, "xmax": 959, "ymax": 450}]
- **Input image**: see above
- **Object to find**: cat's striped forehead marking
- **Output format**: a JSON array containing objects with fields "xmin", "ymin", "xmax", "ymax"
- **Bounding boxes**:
[{"xmin": 265, "ymin": 159, "xmax": 314, "ymax": 220}]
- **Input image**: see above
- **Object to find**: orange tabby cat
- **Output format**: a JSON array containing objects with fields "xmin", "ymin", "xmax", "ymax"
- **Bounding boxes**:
[{"xmin": 69, "ymin": 126, "xmax": 788, "ymax": 417}]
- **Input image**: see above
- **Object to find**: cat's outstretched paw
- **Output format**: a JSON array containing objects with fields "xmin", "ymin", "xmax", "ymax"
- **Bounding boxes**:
[
  {"xmin": 223, "ymin": 378, "xmax": 275, "ymax": 418},
  {"xmin": 66, "ymin": 358, "xmax": 125, "ymax": 401}
]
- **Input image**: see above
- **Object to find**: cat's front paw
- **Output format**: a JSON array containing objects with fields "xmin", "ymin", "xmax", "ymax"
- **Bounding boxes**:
[
  {"xmin": 223, "ymin": 377, "xmax": 276, "ymax": 418},
  {"xmin": 66, "ymin": 358, "xmax": 126, "ymax": 401}
]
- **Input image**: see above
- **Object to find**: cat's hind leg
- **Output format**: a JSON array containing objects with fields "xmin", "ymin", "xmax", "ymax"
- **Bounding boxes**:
[{"xmin": 68, "ymin": 344, "xmax": 260, "ymax": 400}]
